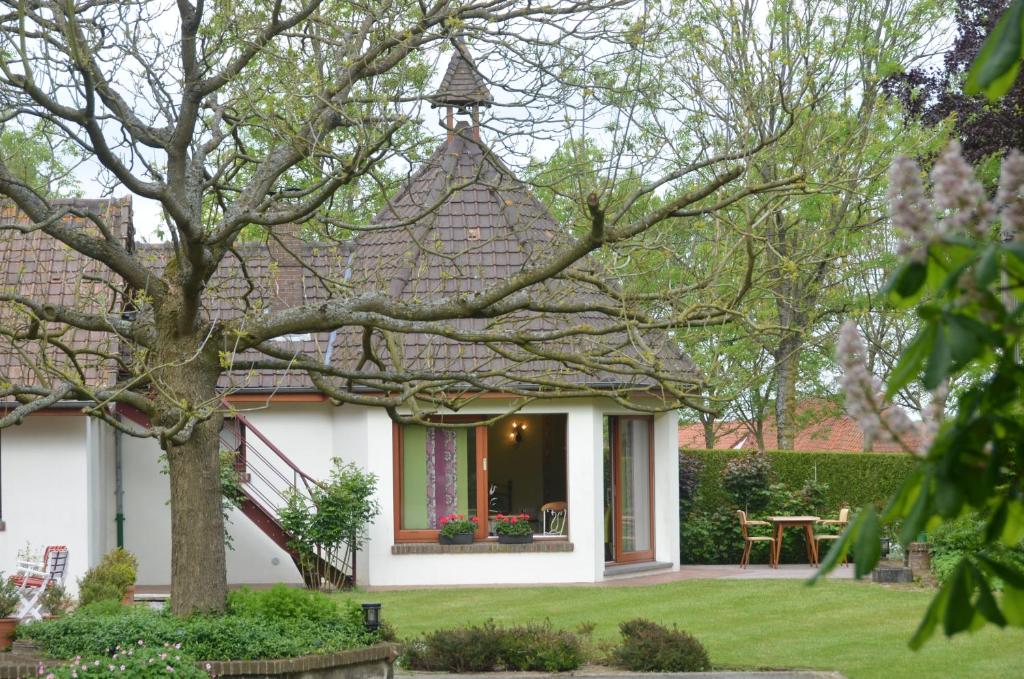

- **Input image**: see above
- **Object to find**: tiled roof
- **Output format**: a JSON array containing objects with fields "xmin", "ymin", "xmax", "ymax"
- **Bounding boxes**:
[
  {"xmin": 0, "ymin": 198, "xmax": 132, "ymax": 394},
  {"xmin": 330, "ymin": 123, "xmax": 699, "ymax": 394},
  {"xmin": 679, "ymin": 403, "xmax": 923, "ymax": 452},
  {"xmin": 428, "ymin": 39, "xmax": 494, "ymax": 109}
]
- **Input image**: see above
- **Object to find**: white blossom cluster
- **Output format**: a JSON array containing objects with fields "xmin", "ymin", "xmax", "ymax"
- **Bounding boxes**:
[
  {"xmin": 887, "ymin": 155, "xmax": 932, "ymax": 256},
  {"xmin": 931, "ymin": 141, "xmax": 993, "ymax": 238},
  {"xmin": 997, "ymin": 150, "xmax": 1024, "ymax": 240},
  {"xmin": 836, "ymin": 321, "xmax": 923, "ymax": 454},
  {"xmin": 919, "ymin": 381, "xmax": 948, "ymax": 452}
]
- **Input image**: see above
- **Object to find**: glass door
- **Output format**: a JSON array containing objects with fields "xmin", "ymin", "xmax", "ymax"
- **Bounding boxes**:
[{"xmin": 611, "ymin": 416, "xmax": 654, "ymax": 563}]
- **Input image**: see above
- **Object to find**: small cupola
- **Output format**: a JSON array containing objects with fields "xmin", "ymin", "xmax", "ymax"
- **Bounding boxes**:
[{"xmin": 428, "ymin": 37, "xmax": 493, "ymax": 140}]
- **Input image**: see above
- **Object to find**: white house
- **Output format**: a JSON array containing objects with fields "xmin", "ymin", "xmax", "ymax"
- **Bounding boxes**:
[{"xmin": 0, "ymin": 44, "xmax": 696, "ymax": 592}]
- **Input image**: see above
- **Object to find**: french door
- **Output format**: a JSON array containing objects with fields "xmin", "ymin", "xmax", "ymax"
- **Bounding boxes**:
[{"xmin": 607, "ymin": 416, "xmax": 655, "ymax": 563}]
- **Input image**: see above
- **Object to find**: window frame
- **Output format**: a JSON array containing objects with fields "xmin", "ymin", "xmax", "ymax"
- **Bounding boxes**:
[{"xmin": 610, "ymin": 415, "xmax": 656, "ymax": 564}]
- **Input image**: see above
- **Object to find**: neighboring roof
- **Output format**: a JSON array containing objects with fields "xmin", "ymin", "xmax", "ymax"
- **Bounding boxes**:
[
  {"xmin": 0, "ymin": 198, "xmax": 133, "ymax": 393},
  {"xmin": 329, "ymin": 122, "xmax": 699, "ymax": 395},
  {"xmin": 428, "ymin": 39, "xmax": 494, "ymax": 109},
  {"xmin": 678, "ymin": 403, "xmax": 922, "ymax": 452}
]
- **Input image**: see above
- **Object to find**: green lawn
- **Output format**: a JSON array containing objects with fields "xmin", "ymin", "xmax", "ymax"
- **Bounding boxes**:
[{"xmin": 338, "ymin": 580, "xmax": 1024, "ymax": 679}]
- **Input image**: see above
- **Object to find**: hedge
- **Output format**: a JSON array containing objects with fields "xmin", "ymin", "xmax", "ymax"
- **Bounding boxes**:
[{"xmin": 681, "ymin": 448, "xmax": 919, "ymax": 517}]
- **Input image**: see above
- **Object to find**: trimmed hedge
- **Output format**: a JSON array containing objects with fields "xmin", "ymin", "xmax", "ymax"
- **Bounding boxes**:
[{"xmin": 681, "ymin": 449, "xmax": 918, "ymax": 517}]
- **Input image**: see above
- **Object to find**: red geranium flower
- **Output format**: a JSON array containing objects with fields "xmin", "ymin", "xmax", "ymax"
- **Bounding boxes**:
[
  {"xmin": 471, "ymin": 516, "xmax": 479, "ymax": 523},
  {"xmin": 510, "ymin": 517, "xmax": 517, "ymax": 524},
  {"xmin": 496, "ymin": 514, "xmax": 504, "ymax": 520},
  {"xmin": 440, "ymin": 516, "xmax": 448, "ymax": 524}
]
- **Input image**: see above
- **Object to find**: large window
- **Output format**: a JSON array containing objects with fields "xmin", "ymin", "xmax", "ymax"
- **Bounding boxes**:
[
  {"xmin": 604, "ymin": 416, "xmax": 654, "ymax": 563},
  {"xmin": 393, "ymin": 415, "xmax": 567, "ymax": 542}
]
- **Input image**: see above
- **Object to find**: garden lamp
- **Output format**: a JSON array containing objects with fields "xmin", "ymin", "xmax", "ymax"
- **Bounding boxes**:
[{"xmin": 362, "ymin": 603, "xmax": 382, "ymax": 631}]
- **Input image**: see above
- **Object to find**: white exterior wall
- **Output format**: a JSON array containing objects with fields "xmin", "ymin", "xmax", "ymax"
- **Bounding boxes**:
[
  {"xmin": 0, "ymin": 415, "xmax": 94, "ymax": 593},
  {"xmin": 362, "ymin": 399, "xmax": 610, "ymax": 587},
  {"xmin": 653, "ymin": 410, "xmax": 681, "ymax": 569}
]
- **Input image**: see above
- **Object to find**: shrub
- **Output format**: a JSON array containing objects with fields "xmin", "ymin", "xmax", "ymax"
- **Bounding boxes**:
[
  {"xmin": 40, "ymin": 584, "xmax": 73, "ymax": 617},
  {"xmin": 930, "ymin": 513, "xmax": 1024, "ymax": 585},
  {"xmin": 78, "ymin": 548, "xmax": 138, "ymax": 606},
  {"xmin": 678, "ymin": 453, "xmax": 703, "ymax": 514},
  {"xmin": 401, "ymin": 620, "xmax": 585, "ymax": 672},
  {"xmin": 36, "ymin": 644, "xmax": 209, "ymax": 678},
  {"xmin": 611, "ymin": 619, "xmax": 710, "ymax": 672},
  {"xmin": 722, "ymin": 453, "xmax": 772, "ymax": 512},
  {"xmin": 17, "ymin": 598, "xmax": 379, "ymax": 661},
  {"xmin": 227, "ymin": 584, "xmax": 339, "ymax": 622},
  {"xmin": 0, "ymin": 574, "xmax": 20, "ymax": 618}
]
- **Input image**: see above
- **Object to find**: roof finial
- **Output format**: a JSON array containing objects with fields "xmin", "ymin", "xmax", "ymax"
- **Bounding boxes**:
[{"xmin": 429, "ymin": 37, "xmax": 492, "ymax": 141}]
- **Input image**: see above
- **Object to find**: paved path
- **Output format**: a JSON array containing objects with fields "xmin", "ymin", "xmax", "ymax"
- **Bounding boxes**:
[{"xmin": 600, "ymin": 564, "xmax": 854, "ymax": 587}]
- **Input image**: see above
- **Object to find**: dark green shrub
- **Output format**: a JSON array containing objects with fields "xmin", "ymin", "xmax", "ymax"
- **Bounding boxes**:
[
  {"xmin": 0, "ymin": 574, "xmax": 20, "ymax": 618},
  {"xmin": 722, "ymin": 454, "xmax": 772, "ymax": 512},
  {"xmin": 78, "ymin": 548, "xmax": 138, "ymax": 606},
  {"xmin": 401, "ymin": 620, "xmax": 585, "ymax": 672},
  {"xmin": 17, "ymin": 598, "xmax": 378, "ymax": 660},
  {"xmin": 611, "ymin": 619, "xmax": 710, "ymax": 672},
  {"xmin": 678, "ymin": 454, "xmax": 703, "ymax": 514}
]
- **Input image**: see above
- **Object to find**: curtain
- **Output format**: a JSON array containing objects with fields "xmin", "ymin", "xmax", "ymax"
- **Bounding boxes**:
[{"xmin": 425, "ymin": 427, "xmax": 459, "ymax": 528}]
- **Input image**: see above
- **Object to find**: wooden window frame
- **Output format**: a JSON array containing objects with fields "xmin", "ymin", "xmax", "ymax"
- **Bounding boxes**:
[
  {"xmin": 610, "ymin": 415, "xmax": 656, "ymax": 564},
  {"xmin": 393, "ymin": 417, "xmax": 490, "ymax": 543}
]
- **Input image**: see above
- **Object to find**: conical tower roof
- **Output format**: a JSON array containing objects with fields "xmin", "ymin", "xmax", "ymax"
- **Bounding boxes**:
[
  {"xmin": 428, "ymin": 39, "xmax": 494, "ymax": 109},
  {"xmin": 331, "ymin": 123, "xmax": 699, "ymax": 396}
]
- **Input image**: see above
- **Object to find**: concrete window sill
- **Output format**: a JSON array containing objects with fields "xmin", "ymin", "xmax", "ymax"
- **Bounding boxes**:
[{"xmin": 391, "ymin": 540, "xmax": 573, "ymax": 555}]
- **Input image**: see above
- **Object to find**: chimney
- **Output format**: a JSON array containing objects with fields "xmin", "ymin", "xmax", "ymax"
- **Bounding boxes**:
[{"xmin": 266, "ymin": 223, "xmax": 306, "ymax": 309}]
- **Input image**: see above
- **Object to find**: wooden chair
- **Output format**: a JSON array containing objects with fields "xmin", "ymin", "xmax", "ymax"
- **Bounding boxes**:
[
  {"xmin": 541, "ymin": 501, "xmax": 567, "ymax": 535},
  {"xmin": 813, "ymin": 508, "xmax": 850, "ymax": 567},
  {"xmin": 11, "ymin": 545, "xmax": 69, "ymax": 620},
  {"xmin": 737, "ymin": 510, "xmax": 776, "ymax": 568}
]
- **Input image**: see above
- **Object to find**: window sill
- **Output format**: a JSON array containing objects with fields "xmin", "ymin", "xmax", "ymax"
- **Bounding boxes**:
[{"xmin": 391, "ymin": 540, "xmax": 573, "ymax": 555}]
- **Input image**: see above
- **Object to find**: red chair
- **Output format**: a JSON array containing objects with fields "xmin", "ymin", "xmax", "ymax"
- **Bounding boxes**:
[{"xmin": 11, "ymin": 545, "xmax": 69, "ymax": 620}]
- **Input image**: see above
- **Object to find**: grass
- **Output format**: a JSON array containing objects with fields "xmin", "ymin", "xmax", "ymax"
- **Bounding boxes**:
[{"xmin": 339, "ymin": 579, "xmax": 1024, "ymax": 679}]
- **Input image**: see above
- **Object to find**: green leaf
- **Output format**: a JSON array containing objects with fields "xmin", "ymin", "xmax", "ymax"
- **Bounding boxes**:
[
  {"xmin": 886, "ymin": 259, "xmax": 928, "ymax": 300},
  {"xmin": 944, "ymin": 560, "xmax": 975, "ymax": 636},
  {"xmin": 900, "ymin": 470, "xmax": 932, "ymax": 545},
  {"xmin": 969, "ymin": 563, "xmax": 1008, "ymax": 627},
  {"xmin": 853, "ymin": 506, "xmax": 881, "ymax": 579},
  {"xmin": 976, "ymin": 553, "xmax": 1024, "ymax": 589},
  {"xmin": 910, "ymin": 580, "xmax": 950, "ymax": 649},
  {"xmin": 965, "ymin": 0, "xmax": 1024, "ymax": 99},
  {"xmin": 976, "ymin": 244, "xmax": 1000, "ymax": 287},
  {"xmin": 885, "ymin": 327, "xmax": 933, "ymax": 399},
  {"xmin": 924, "ymin": 322, "xmax": 952, "ymax": 389},
  {"xmin": 1003, "ymin": 584, "xmax": 1024, "ymax": 626},
  {"xmin": 934, "ymin": 480, "xmax": 963, "ymax": 518}
]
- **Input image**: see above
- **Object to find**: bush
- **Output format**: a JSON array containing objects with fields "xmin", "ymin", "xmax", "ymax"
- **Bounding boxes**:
[
  {"xmin": 401, "ymin": 620, "xmax": 585, "ymax": 672},
  {"xmin": 36, "ymin": 644, "xmax": 209, "ymax": 678},
  {"xmin": 0, "ymin": 574, "xmax": 20, "ymax": 618},
  {"xmin": 40, "ymin": 584, "xmax": 73, "ymax": 617},
  {"xmin": 930, "ymin": 513, "xmax": 1024, "ymax": 585},
  {"xmin": 227, "ymin": 584, "xmax": 339, "ymax": 622},
  {"xmin": 16, "ymin": 597, "xmax": 379, "ymax": 661},
  {"xmin": 722, "ymin": 454, "xmax": 772, "ymax": 512},
  {"xmin": 678, "ymin": 453, "xmax": 703, "ymax": 514},
  {"xmin": 611, "ymin": 619, "xmax": 710, "ymax": 672},
  {"xmin": 78, "ymin": 548, "xmax": 138, "ymax": 606}
]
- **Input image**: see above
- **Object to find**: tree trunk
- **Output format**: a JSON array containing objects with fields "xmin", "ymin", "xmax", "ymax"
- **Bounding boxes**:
[
  {"xmin": 773, "ymin": 334, "xmax": 800, "ymax": 450},
  {"xmin": 166, "ymin": 412, "xmax": 227, "ymax": 615},
  {"xmin": 701, "ymin": 414, "xmax": 715, "ymax": 448},
  {"xmin": 153, "ymin": 307, "xmax": 228, "ymax": 616}
]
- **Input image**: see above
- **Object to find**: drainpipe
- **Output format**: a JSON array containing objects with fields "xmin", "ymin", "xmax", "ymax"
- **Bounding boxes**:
[{"xmin": 114, "ymin": 420, "xmax": 125, "ymax": 548}]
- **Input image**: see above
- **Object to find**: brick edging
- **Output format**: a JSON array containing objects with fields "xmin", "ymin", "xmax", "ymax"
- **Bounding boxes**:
[{"xmin": 200, "ymin": 642, "xmax": 399, "ymax": 676}]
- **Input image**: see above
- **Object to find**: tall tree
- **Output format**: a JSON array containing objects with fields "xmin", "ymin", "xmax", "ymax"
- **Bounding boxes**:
[{"xmin": 0, "ymin": 0, "xmax": 796, "ymax": 614}]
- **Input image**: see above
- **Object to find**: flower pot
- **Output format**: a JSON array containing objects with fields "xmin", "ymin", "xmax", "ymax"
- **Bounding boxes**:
[
  {"xmin": 0, "ymin": 617, "xmax": 18, "ymax": 651},
  {"xmin": 498, "ymin": 534, "xmax": 533, "ymax": 545},
  {"xmin": 439, "ymin": 533, "xmax": 473, "ymax": 545},
  {"xmin": 122, "ymin": 584, "xmax": 136, "ymax": 605}
]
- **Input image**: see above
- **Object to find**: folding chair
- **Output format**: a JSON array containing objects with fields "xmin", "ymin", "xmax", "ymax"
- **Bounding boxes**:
[
  {"xmin": 11, "ymin": 545, "xmax": 69, "ymax": 620},
  {"xmin": 541, "ymin": 501, "xmax": 567, "ymax": 535}
]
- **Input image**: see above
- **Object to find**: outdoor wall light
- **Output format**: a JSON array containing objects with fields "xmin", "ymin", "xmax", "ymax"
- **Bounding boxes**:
[
  {"xmin": 509, "ymin": 421, "xmax": 527, "ymax": 444},
  {"xmin": 362, "ymin": 603, "xmax": 382, "ymax": 631}
]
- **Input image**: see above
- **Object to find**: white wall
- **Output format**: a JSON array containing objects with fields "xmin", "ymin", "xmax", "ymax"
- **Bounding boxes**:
[
  {"xmin": 362, "ymin": 399, "xmax": 608, "ymax": 587},
  {"xmin": 0, "ymin": 415, "xmax": 92, "ymax": 593},
  {"xmin": 653, "ymin": 410, "xmax": 681, "ymax": 569}
]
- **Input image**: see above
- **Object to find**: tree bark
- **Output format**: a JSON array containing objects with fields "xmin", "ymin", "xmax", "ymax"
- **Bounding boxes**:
[
  {"xmin": 701, "ymin": 413, "xmax": 715, "ymax": 448},
  {"xmin": 773, "ymin": 334, "xmax": 800, "ymax": 450},
  {"xmin": 152, "ymin": 300, "xmax": 228, "ymax": 616}
]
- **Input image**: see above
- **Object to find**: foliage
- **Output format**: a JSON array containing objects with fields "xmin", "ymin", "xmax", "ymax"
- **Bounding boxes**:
[
  {"xmin": 77, "ymin": 549, "xmax": 138, "ymax": 607},
  {"xmin": 277, "ymin": 459, "xmax": 380, "ymax": 590},
  {"xmin": 929, "ymin": 514, "xmax": 1024, "ymax": 585},
  {"xmin": 438, "ymin": 513, "xmax": 477, "ymax": 538},
  {"xmin": 964, "ymin": 0, "xmax": 1024, "ymax": 98},
  {"xmin": 678, "ymin": 453, "xmax": 703, "ymax": 514},
  {"xmin": 401, "ymin": 620, "xmax": 585, "ymax": 672},
  {"xmin": 40, "ymin": 584, "xmax": 73, "ymax": 618},
  {"xmin": 611, "ymin": 619, "xmax": 710, "ymax": 672},
  {"xmin": 680, "ymin": 510, "xmax": 746, "ymax": 565},
  {"xmin": 493, "ymin": 513, "xmax": 532, "ymax": 537},
  {"xmin": 0, "ymin": 573, "xmax": 20, "ymax": 618},
  {"xmin": 682, "ymin": 450, "xmax": 917, "ymax": 518},
  {"xmin": 722, "ymin": 454, "xmax": 772, "ymax": 512},
  {"xmin": 16, "ymin": 596, "xmax": 379, "ymax": 661},
  {"xmin": 36, "ymin": 643, "xmax": 209, "ymax": 679},
  {"xmin": 817, "ymin": 145, "xmax": 1024, "ymax": 647}
]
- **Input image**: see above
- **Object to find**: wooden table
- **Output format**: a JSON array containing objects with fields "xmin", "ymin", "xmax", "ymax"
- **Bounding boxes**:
[{"xmin": 768, "ymin": 516, "xmax": 820, "ymax": 567}]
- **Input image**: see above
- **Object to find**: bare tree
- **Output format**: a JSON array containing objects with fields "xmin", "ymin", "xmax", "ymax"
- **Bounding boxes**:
[{"xmin": 0, "ymin": 0, "xmax": 796, "ymax": 614}]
